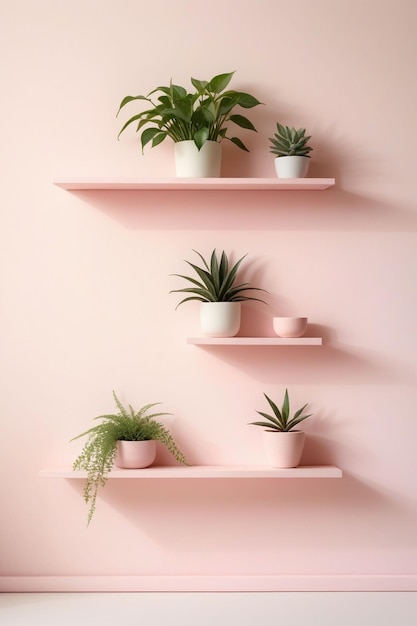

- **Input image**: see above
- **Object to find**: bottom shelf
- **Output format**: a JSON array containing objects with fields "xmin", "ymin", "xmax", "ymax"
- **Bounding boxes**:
[{"xmin": 40, "ymin": 465, "xmax": 342, "ymax": 479}]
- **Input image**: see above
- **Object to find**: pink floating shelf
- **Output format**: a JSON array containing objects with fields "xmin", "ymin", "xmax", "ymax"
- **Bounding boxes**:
[
  {"xmin": 40, "ymin": 465, "xmax": 342, "ymax": 479},
  {"xmin": 53, "ymin": 177, "xmax": 335, "ymax": 191},
  {"xmin": 187, "ymin": 337, "xmax": 323, "ymax": 346}
]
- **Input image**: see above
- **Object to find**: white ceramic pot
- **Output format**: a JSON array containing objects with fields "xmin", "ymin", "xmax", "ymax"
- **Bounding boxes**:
[
  {"xmin": 175, "ymin": 140, "xmax": 222, "ymax": 178},
  {"xmin": 115, "ymin": 440, "xmax": 156, "ymax": 469},
  {"xmin": 262, "ymin": 430, "xmax": 305, "ymax": 468},
  {"xmin": 274, "ymin": 156, "xmax": 310, "ymax": 179},
  {"xmin": 273, "ymin": 316, "xmax": 308, "ymax": 338},
  {"xmin": 200, "ymin": 302, "xmax": 241, "ymax": 337}
]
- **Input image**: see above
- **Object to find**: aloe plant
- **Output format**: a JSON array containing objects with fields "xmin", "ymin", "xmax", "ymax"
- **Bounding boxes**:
[
  {"xmin": 170, "ymin": 249, "xmax": 267, "ymax": 308},
  {"xmin": 269, "ymin": 123, "xmax": 313, "ymax": 157},
  {"xmin": 71, "ymin": 391, "xmax": 188, "ymax": 524},
  {"xmin": 249, "ymin": 388, "xmax": 312, "ymax": 432},
  {"xmin": 117, "ymin": 71, "xmax": 262, "ymax": 152}
]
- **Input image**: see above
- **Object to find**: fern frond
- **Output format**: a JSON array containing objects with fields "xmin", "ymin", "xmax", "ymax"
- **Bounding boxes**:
[{"xmin": 71, "ymin": 392, "xmax": 188, "ymax": 524}]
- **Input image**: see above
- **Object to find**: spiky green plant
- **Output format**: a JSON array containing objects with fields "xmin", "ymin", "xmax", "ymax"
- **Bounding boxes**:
[
  {"xmin": 71, "ymin": 391, "xmax": 188, "ymax": 524},
  {"xmin": 249, "ymin": 388, "xmax": 312, "ymax": 432},
  {"xmin": 170, "ymin": 248, "xmax": 267, "ymax": 309},
  {"xmin": 269, "ymin": 123, "xmax": 313, "ymax": 157},
  {"xmin": 117, "ymin": 71, "xmax": 262, "ymax": 152}
]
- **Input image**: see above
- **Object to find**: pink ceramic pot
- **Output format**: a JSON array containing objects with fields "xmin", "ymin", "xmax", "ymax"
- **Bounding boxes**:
[
  {"xmin": 115, "ymin": 440, "xmax": 156, "ymax": 469},
  {"xmin": 273, "ymin": 316, "xmax": 308, "ymax": 338},
  {"xmin": 262, "ymin": 430, "xmax": 305, "ymax": 468}
]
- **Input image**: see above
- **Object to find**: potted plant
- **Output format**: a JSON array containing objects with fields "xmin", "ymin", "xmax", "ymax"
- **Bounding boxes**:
[
  {"xmin": 117, "ymin": 71, "xmax": 262, "ymax": 177},
  {"xmin": 170, "ymin": 248, "xmax": 267, "ymax": 337},
  {"xmin": 71, "ymin": 391, "xmax": 188, "ymax": 524},
  {"xmin": 249, "ymin": 388, "xmax": 312, "ymax": 468},
  {"xmin": 269, "ymin": 123, "xmax": 313, "ymax": 179}
]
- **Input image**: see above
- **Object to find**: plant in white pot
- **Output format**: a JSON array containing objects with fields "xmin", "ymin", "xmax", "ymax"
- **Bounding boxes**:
[
  {"xmin": 117, "ymin": 71, "xmax": 262, "ymax": 177},
  {"xmin": 170, "ymin": 249, "xmax": 267, "ymax": 337},
  {"xmin": 269, "ymin": 123, "xmax": 313, "ymax": 179},
  {"xmin": 71, "ymin": 391, "xmax": 188, "ymax": 524},
  {"xmin": 249, "ymin": 388, "xmax": 312, "ymax": 468}
]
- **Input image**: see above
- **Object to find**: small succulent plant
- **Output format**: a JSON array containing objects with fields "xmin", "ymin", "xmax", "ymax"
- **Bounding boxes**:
[
  {"xmin": 249, "ymin": 388, "xmax": 312, "ymax": 432},
  {"xmin": 170, "ymin": 249, "xmax": 267, "ymax": 308},
  {"xmin": 269, "ymin": 123, "xmax": 313, "ymax": 158}
]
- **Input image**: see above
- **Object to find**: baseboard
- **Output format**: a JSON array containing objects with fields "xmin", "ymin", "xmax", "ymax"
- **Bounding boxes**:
[{"xmin": 1, "ymin": 575, "xmax": 416, "ymax": 592}]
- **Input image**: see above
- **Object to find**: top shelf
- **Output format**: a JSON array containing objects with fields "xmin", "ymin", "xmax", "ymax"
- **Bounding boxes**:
[{"xmin": 53, "ymin": 177, "xmax": 335, "ymax": 191}]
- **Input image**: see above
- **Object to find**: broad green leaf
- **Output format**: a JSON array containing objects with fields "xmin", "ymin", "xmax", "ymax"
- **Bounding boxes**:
[
  {"xmin": 191, "ymin": 77, "xmax": 208, "ymax": 92},
  {"xmin": 116, "ymin": 94, "xmax": 150, "ymax": 114},
  {"xmin": 141, "ymin": 127, "xmax": 162, "ymax": 150},
  {"xmin": 229, "ymin": 114, "xmax": 257, "ymax": 131},
  {"xmin": 229, "ymin": 136, "xmax": 249, "ymax": 151},
  {"xmin": 151, "ymin": 132, "xmax": 167, "ymax": 147},
  {"xmin": 230, "ymin": 92, "xmax": 263, "ymax": 108},
  {"xmin": 207, "ymin": 71, "xmax": 235, "ymax": 94},
  {"xmin": 194, "ymin": 127, "xmax": 210, "ymax": 150},
  {"xmin": 218, "ymin": 95, "xmax": 238, "ymax": 116},
  {"xmin": 117, "ymin": 113, "xmax": 144, "ymax": 138},
  {"xmin": 170, "ymin": 83, "xmax": 188, "ymax": 99}
]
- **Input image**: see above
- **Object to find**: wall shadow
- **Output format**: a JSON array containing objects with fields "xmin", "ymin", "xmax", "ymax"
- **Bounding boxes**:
[
  {"xmin": 62, "ymin": 187, "xmax": 417, "ymax": 233},
  {"xmin": 186, "ymin": 324, "xmax": 415, "ymax": 385},
  {"xmin": 65, "ymin": 472, "xmax": 417, "ymax": 561}
]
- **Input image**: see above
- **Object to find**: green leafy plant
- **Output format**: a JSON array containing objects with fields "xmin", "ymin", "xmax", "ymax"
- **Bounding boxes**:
[
  {"xmin": 269, "ymin": 123, "xmax": 313, "ymax": 157},
  {"xmin": 117, "ymin": 71, "xmax": 262, "ymax": 152},
  {"xmin": 249, "ymin": 388, "xmax": 312, "ymax": 432},
  {"xmin": 71, "ymin": 391, "xmax": 188, "ymax": 524},
  {"xmin": 170, "ymin": 248, "xmax": 267, "ymax": 308}
]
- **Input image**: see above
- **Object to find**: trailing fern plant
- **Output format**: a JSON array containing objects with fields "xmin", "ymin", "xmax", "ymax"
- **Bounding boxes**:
[
  {"xmin": 170, "ymin": 248, "xmax": 267, "ymax": 308},
  {"xmin": 71, "ymin": 391, "xmax": 188, "ymax": 524},
  {"xmin": 249, "ymin": 388, "xmax": 312, "ymax": 432},
  {"xmin": 269, "ymin": 123, "xmax": 313, "ymax": 158}
]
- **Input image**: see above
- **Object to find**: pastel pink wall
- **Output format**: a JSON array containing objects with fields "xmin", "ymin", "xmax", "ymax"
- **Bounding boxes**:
[{"xmin": 1, "ymin": 0, "xmax": 416, "ymax": 589}]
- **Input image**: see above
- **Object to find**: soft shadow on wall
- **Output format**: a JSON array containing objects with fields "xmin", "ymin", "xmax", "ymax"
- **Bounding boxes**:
[
  {"xmin": 65, "ymin": 474, "xmax": 417, "ymax": 574},
  {"xmin": 57, "ymin": 187, "xmax": 417, "ymax": 233}
]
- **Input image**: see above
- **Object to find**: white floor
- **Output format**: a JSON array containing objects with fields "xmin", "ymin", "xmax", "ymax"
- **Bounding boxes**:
[{"xmin": 1, "ymin": 592, "xmax": 417, "ymax": 626}]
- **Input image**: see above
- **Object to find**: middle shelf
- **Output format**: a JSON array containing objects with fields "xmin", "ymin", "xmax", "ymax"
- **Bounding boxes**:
[
  {"xmin": 40, "ymin": 465, "xmax": 342, "ymax": 479},
  {"xmin": 187, "ymin": 337, "xmax": 323, "ymax": 346}
]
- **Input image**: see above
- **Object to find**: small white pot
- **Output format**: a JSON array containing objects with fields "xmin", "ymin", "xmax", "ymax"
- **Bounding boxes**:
[
  {"xmin": 200, "ymin": 302, "xmax": 241, "ymax": 337},
  {"xmin": 274, "ymin": 156, "xmax": 310, "ymax": 179},
  {"xmin": 115, "ymin": 440, "xmax": 156, "ymax": 469},
  {"xmin": 262, "ymin": 430, "xmax": 305, "ymax": 468},
  {"xmin": 175, "ymin": 140, "xmax": 222, "ymax": 178}
]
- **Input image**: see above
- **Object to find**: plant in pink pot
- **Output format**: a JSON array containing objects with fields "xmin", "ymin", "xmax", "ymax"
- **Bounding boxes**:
[
  {"xmin": 71, "ymin": 391, "xmax": 188, "ymax": 524},
  {"xmin": 249, "ymin": 388, "xmax": 313, "ymax": 468}
]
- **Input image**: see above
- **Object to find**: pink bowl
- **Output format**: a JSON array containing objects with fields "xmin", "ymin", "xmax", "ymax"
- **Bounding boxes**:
[{"xmin": 273, "ymin": 316, "xmax": 308, "ymax": 338}]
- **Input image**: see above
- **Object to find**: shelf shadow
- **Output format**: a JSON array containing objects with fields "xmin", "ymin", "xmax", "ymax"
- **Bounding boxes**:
[
  {"xmin": 187, "ymin": 324, "xmax": 415, "ymax": 385},
  {"xmin": 66, "ymin": 472, "xmax": 417, "ymax": 561},
  {"xmin": 62, "ymin": 186, "xmax": 417, "ymax": 233}
]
